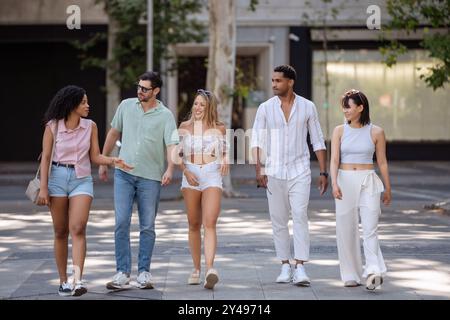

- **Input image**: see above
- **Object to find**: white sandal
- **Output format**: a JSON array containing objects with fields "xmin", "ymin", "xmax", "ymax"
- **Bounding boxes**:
[
  {"xmin": 366, "ymin": 274, "xmax": 383, "ymax": 290},
  {"xmin": 188, "ymin": 269, "xmax": 201, "ymax": 285}
]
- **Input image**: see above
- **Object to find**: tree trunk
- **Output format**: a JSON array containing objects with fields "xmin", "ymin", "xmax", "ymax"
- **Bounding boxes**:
[
  {"xmin": 207, "ymin": 0, "xmax": 245, "ymax": 198},
  {"xmin": 106, "ymin": 13, "xmax": 121, "ymax": 155}
]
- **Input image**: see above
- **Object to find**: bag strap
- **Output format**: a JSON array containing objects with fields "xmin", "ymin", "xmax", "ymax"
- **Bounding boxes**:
[{"xmin": 36, "ymin": 120, "xmax": 59, "ymax": 179}]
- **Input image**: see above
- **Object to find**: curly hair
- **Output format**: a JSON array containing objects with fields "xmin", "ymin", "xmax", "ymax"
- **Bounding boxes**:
[
  {"xmin": 274, "ymin": 65, "xmax": 297, "ymax": 82},
  {"xmin": 43, "ymin": 85, "xmax": 86, "ymax": 124}
]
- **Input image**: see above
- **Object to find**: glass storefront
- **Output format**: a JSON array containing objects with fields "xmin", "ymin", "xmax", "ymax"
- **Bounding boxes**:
[{"xmin": 312, "ymin": 49, "xmax": 450, "ymax": 141}]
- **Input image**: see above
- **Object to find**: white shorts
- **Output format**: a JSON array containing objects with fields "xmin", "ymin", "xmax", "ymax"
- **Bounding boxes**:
[{"xmin": 181, "ymin": 162, "xmax": 223, "ymax": 191}]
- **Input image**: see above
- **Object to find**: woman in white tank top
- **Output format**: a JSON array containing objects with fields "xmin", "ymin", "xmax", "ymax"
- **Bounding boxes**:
[
  {"xmin": 330, "ymin": 89, "xmax": 392, "ymax": 290},
  {"xmin": 176, "ymin": 89, "xmax": 229, "ymax": 290}
]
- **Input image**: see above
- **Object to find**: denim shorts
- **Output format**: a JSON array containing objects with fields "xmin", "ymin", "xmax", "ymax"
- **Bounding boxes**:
[
  {"xmin": 48, "ymin": 164, "xmax": 94, "ymax": 198},
  {"xmin": 181, "ymin": 161, "xmax": 223, "ymax": 191}
]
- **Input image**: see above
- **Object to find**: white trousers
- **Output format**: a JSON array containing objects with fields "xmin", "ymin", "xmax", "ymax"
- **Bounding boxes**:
[
  {"xmin": 267, "ymin": 170, "xmax": 311, "ymax": 261},
  {"xmin": 335, "ymin": 169, "xmax": 387, "ymax": 283}
]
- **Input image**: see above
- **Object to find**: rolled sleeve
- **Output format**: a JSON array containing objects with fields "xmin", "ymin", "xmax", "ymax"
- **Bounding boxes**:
[
  {"xmin": 110, "ymin": 102, "xmax": 124, "ymax": 132},
  {"xmin": 164, "ymin": 113, "xmax": 179, "ymax": 146},
  {"xmin": 251, "ymin": 104, "xmax": 267, "ymax": 149},
  {"xmin": 307, "ymin": 103, "xmax": 326, "ymax": 151}
]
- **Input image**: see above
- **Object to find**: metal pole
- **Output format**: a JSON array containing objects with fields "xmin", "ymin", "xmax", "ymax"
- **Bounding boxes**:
[{"xmin": 147, "ymin": 0, "xmax": 153, "ymax": 71}]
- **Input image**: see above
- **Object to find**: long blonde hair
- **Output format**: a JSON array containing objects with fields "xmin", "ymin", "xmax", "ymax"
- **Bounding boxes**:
[{"xmin": 188, "ymin": 89, "xmax": 222, "ymax": 129}]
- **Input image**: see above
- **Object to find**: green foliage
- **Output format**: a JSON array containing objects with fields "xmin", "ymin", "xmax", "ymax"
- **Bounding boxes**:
[
  {"xmin": 73, "ymin": 0, "xmax": 205, "ymax": 90},
  {"xmin": 72, "ymin": 32, "xmax": 108, "ymax": 70},
  {"xmin": 153, "ymin": 0, "xmax": 205, "ymax": 71},
  {"xmin": 234, "ymin": 66, "xmax": 252, "ymax": 99},
  {"xmin": 379, "ymin": 40, "xmax": 408, "ymax": 67},
  {"xmin": 301, "ymin": 0, "xmax": 347, "ymax": 25},
  {"xmin": 248, "ymin": 0, "xmax": 259, "ymax": 11},
  {"xmin": 381, "ymin": 0, "xmax": 450, "ymax": 90}
]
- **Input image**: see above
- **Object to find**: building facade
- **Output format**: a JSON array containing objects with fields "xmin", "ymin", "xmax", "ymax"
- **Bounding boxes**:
[{"xmin": 1, "ymin": 0, "xmax": 449, "ymax": 161}]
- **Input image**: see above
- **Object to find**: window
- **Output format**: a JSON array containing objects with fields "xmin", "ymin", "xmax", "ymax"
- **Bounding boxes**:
[{"xmin": 313, "ymin": 49, "xmax": 450, "ymax": 141}]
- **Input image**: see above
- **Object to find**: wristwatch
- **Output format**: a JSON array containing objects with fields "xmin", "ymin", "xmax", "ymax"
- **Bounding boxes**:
[{"xmin": 319, "ymin": 172, "xmax": 329, "ymax": 178}]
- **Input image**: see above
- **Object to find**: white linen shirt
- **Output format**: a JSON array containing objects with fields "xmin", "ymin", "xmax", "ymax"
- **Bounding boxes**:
[{"xmin": 251, "ymin": 94, "xmax": 326, "ymax": 180}]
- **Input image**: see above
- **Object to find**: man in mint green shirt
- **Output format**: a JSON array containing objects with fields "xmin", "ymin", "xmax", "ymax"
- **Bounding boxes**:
[{"xmin": 99, "ymin": 71, "xmax": 179, "ymax": 290}]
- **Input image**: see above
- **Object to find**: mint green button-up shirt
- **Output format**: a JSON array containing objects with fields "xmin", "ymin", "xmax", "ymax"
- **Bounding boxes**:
[{"xmin": 111, "ymin": 98, "xmax": 179, "ymax": 181}]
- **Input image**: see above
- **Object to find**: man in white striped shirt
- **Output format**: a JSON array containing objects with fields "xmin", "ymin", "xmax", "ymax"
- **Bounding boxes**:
[{"xmin": 251, "ymin": 65, "xmax": 328, "ymax": 286}]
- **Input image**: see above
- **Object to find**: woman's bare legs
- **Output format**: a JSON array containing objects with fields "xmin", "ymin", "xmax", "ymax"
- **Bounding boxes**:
[
  {"xmin": 182, "ymin": 188, "xmax": 203, "ymax": 272},
  {"xmin": 68, "ymin": 195, "xmax": 92, "ymax": 281},
  {"xmin": 201, "ymin": 187, "xmax": 222, "ymax": 270},
  {"xmin": 50, "ymin": 197, "xmax": 69, "ymax": 284}
]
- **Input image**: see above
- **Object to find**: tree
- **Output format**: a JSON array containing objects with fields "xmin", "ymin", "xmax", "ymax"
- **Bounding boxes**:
[
  {"xmin": 73, "ymin": 0, "xmax": 205, "ymax": 132},
  {"xmin": 206, "ymin": 0, "xmax": 259, "ymax": 197},
  {"xmin": 206, "ymin": 0, "xmax": 238, "ymax": 197},
  {"xmin": 380, "ymin": 0, "xmax": 449, "ymax": 90},
  {"xmin": 380, "ymin": 1, "xmax": 449, "ymax": 210}
]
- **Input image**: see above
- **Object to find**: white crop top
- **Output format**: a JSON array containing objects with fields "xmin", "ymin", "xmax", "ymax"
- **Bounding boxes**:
[
  {"xmin": 179, "ymin": 134, "xmax": 227, "ymax": 159},
  {"xmin": 340, "ymin": 123, "xmax": 375, "ymax": 164}
]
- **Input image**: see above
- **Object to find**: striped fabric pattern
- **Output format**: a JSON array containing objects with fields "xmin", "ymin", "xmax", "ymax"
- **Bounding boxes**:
[{"xmin": 251, "ymin": 94, "xmax": 326, "ymax": 180}]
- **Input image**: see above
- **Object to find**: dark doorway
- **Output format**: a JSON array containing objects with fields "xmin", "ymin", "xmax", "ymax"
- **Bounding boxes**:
[
  {"xmin": 176, "ymin": 55, "xmax": 258, "ymax": 130},
  {"xmin": 176, "ymin": 57, "xmax": 208, "ymax": 125},
  {"xmin": 0, "ymin": 27, "xmax": 106, "ymax": 161}
]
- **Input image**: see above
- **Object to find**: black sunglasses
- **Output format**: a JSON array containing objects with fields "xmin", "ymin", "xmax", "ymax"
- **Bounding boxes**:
[{"xmin": 136, "ymin": 83, "xmax": 154, "ymax": 93}]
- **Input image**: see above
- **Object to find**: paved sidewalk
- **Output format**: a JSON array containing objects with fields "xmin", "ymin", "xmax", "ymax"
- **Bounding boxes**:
[{"xmin": 0, "ymin": 162, "xmax": 449, "ymax": 300}]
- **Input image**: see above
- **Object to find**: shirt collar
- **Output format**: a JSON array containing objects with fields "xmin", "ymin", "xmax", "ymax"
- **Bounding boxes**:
[
  {"xmin": 274, "ymin": 94, "xmax": 300, "ymax": 121},
  {"xmin": 137, "ymin": 99, "xmax": 164, "ymax": 114},
  {"xmin": 59, "ymin": 118, "xmax": 87, "ymax": 132},
  {"xmin": 275, "ymin": 93, "xmax": 299, "ymax": 105}
]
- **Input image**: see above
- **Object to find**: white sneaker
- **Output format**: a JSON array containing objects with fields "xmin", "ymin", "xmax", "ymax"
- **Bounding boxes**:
[
  {"xmin": 136, "ymin": 271, "xmax": 154, "ymax": 289},
  {"xmin": 292, "ymin": 264, "xmax": 310, "ymax": 286},
  {"xmin": 366, "ymin": 274, "xmax": 383, "ymax": 291},
  {"xmin": 58, "ymin": 281, "xmax": 74, "ymax": 297},
  {"xmin": 106, "ymin": 272, "xmax": 130, "ymax": 289},
  {"xmin": 276, "ymin": 263, "xmax": 292, "ymax": 283},
  {"xmin": 73, "ymin": 280, "xmax": 88, "ymax": 296}
]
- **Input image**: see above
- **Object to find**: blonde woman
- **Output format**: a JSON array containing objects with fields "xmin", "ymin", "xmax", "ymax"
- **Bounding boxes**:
[
  {"xmin": 177, "ymin": 89, "xmax": 229, "ymax": 290},
  {"xmin": 330, "ymin": 89, "xmax": 391, "ymax": 290}
]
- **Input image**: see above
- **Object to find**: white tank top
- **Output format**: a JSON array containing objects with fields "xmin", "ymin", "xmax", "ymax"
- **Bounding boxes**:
[{"xmin": 340, "ymin": 123, "xmax": 375, "ymax": 164}]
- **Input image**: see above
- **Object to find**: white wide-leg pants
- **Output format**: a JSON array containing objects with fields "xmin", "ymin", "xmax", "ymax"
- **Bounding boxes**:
[
  {"xmin": 335, "ymin": 169, "xmax": 387, "ymax": 283},
  {"xmin": 267, "ymin": 171, "xmax": 311, "ymax": 261}
]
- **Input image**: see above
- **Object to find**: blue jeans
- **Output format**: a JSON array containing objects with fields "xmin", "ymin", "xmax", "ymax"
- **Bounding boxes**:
[{"xmin": 114, "ymin": 169, "xmax": 161, "ymax": 274}]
